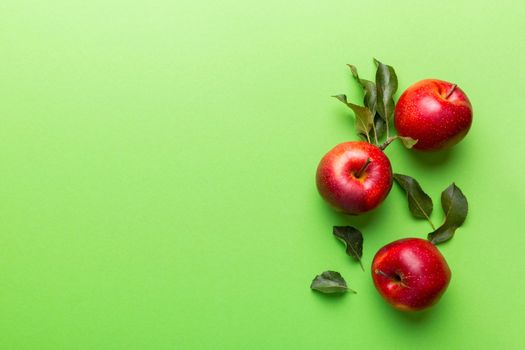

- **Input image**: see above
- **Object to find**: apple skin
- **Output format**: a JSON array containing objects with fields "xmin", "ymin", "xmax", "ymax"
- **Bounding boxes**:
[
  {"xmin": 316, "ymin": 141, "xmax": 392, "ymax": 215},
  {"xmin": 371, "ymin": 238, "xmax": 451, "ymax": 312},
  {"xmin": 394, "ymin": 79, "xmax": 473, "ymax": 151}
]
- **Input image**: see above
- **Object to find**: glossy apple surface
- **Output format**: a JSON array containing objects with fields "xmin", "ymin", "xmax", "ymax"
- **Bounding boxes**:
[
  {"xmin": 371, "ymin": 238, "xmax": 451, "ymax": 311},
  {"xmin": 394, "ymin": 79, "xmax": 472, "ymax": 151},
  {"xmin": 316, "ymin": 141, "xmax": 392, "ymax": 215}
]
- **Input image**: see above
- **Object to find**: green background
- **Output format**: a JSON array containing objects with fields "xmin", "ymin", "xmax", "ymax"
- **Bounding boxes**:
[{"xmin": 1, "ymin": 1, "xmax": 524, "ymax": 349}]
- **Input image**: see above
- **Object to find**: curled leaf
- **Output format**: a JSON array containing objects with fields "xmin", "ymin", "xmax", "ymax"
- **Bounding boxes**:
[
  {"xmin": 398, "ymin": 136, "xmax": 418, "ymax": 149},
  {"xmin": 310, "ymin": 271, "xmax": 356, "ymax": 294},
  {"xmin": 393, "ymin": 174, "xmax": 434, "ymax": 229},
  {"xmin": 428, "ymin": 183, "xmax": 468, "ymax": 244},
  {"xmin": 347, "ymin": 64, "xmax": 377, "ymax": 116},
  {"xmin": 333, "ymin": 226, "xmax": 364, "ymax": 271},
  {"xmin": 373, "ymin": 114, "xmax": 386, "ymax": 140},
  {"xmin": 374, "ymin": 58, "xmax": 398, "ymax": 123},
  {"xmin": 333, "ymin": 94, "xmax": 374, "ymax": 142}
]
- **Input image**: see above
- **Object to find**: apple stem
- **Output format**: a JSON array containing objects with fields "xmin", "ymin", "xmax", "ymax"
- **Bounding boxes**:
[
  {"xmin": 375, "ymin": 269, "xmax": 390, "ymax": 279},
  {"xmin": 355, "ymin": 158, "xmax": 372, "ymax": 178},
  {"xmin": 375, "ymin": 269, "xmax": 409, "ymax": 288},
  {"xmin": 445, "ymin": 84, "xmax": 457, "ymax": 99},
  {"xmin": 379, "ymin": 136, "xmax": 398, "ymax": 151}
]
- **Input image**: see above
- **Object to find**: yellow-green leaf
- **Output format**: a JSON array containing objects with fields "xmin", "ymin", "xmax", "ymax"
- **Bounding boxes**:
[
  {"xmin": 333, "ymin": 94, "xmax": 374, "ymax": 142},
  {"xmin": 398, "ymin": 136, "xmax": 418, "ymax": 148}
]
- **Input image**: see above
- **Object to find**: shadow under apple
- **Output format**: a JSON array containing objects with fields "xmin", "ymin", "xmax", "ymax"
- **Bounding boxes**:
[
  {"xmin": 370, "ymin": 280, "xmax": 454, "ymax": 325},
  {"xmin": 315, "ymin": 189, "xmax": 391, "ymax": 231},
  {"xmin": 402, "ymin": 141, "xmax": 467, "ymax": 170}
]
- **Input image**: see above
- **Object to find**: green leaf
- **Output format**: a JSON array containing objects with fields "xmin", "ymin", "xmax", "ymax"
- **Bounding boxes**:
[
  {"xmin": 374, "ymin": 58, "xmax": 398, "ymax": 123},
  {"xmin": 398, "ymin": 136, "xmax": 418, "ymax": 149},
  {"xmin": 393, "ymin": 174, "xmax": 434, "ymax": 228},
  {"xmin": 347, "ymin": 64, "xmax": 377, "ymax": 116},
  {"xmin": 333, "ymin": 95, "xmax": 374, "ymax": 142},
  {"xmin": 428, "ymin": 183, "xmax": 469, "ymax": 244},
  {"xmin": 373, "ymin": 114, "xmax": 386, "ymax": 140},
  {"xmin": 310, "ymin": 271, "xmax": 356, "ymax": 294},
  {"xmin": 333, "ymin": 226, "xmax": 364, "ymax": 271}
]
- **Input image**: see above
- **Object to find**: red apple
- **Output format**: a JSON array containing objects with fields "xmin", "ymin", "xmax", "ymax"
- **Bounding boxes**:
[
  {"xmin": 394, "ymin": 79, "xmax": 473, "ymax": 151},
  {"xmin": 316, "ymin": 141, "xmax": 392, "ymax": 215},
  {"xmin": 371, "ymin": 238, "xmax": 451, "ymax": 311}
]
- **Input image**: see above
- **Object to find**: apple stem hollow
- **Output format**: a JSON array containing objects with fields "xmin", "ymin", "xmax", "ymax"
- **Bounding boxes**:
[
  {"xmin": 355, "ymin": 158, "xmax": 372, "ymax": 178},
  {"xmin": 445, "ymin": 84, "xmax": 457, "ymax": 99},
  {"xmin": 375, "ymin": 269, "xmax": 409, "ymax": 288}
]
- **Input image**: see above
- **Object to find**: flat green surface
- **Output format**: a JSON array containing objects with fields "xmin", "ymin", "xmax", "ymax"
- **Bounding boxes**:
[{"xmin": 1, "ymin": 1, "xmax": 524, "ymax": 349}]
